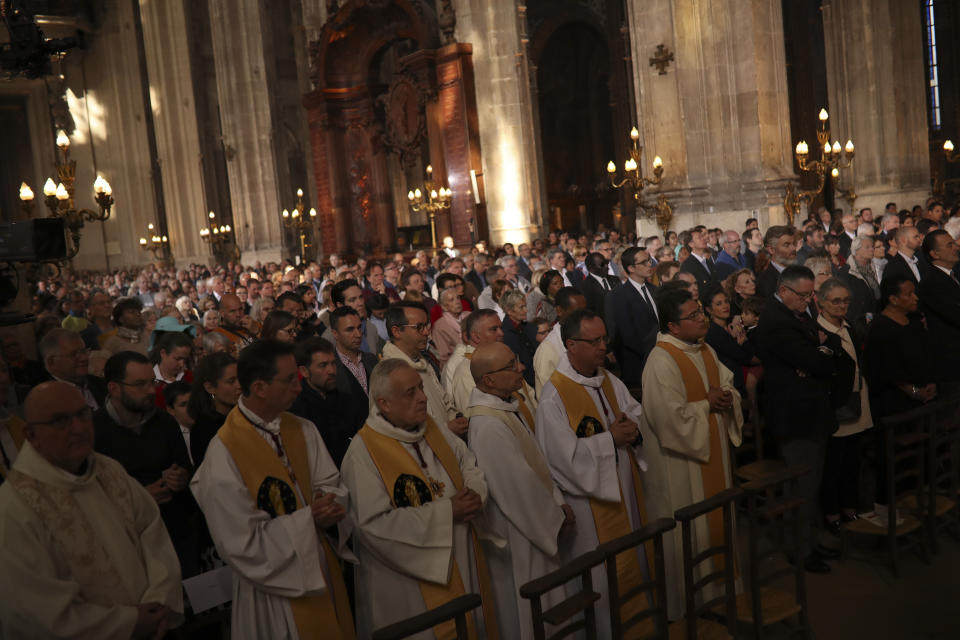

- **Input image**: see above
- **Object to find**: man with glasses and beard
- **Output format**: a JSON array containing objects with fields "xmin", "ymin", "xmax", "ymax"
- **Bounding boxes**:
[{"xmin": 93, "ymin": 351, "xmax": 200, "ymax": 578}]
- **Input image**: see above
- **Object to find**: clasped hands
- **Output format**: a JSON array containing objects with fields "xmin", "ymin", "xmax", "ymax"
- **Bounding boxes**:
[
  {"xmin": 609, "ymin": 412, "xmax": 641, "ymax": 448},
  {"xmin": 707, "ymin": 386, "xmax": 734, "ymax": 413},
  {"xmin": 312, "ymin": 492, "xmax": 347, "ymax": 529},
  {"xmin": 145, "ymin": 464, "xmax": 189, "ymax": 505}
]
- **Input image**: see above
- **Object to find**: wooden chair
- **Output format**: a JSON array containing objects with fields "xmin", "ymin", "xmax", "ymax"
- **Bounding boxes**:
[
  {"xmin": 734, "ymin": 396, "xmax": 786, "ymax": 484},
  {"xmin": 596, "ymin": 517, "xmax": 677, "ymax": 640},
  {"xmin": 671, "ymin": 488, "xmax": 742, "ymax": 640},
  {"xmin": 737, "ymin": 466, "xmax": 812, "ymax": 640},
  {"xmin": 371, "ymin": 594, "xmax": 482, "ymax": 640},
  {"xmin": 842, "ymin": 404, "xmax": 930, "ymax": 577},
  {"xmin": 519, "ymin": 548, "xmax": 606, "ymax": 640},
  {"xmin": 923, "ymin": 397, "xmax": 960, "ymax": 550}
]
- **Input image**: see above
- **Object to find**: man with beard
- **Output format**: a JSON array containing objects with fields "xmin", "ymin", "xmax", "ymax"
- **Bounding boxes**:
[
  {"xmin": 213, "ymin": 293, "xmax": 257, "ymax": 353},
  {"xmin": 322, "ymin": 279, "xmax": 384, "ymax": 356},
  {"xmin": 756, "ymin": 225, "xmax": 798, "ymax": 299},
  {"xmin": 93, "ymin": 351, "xmax": 201, "ymax": 578}
]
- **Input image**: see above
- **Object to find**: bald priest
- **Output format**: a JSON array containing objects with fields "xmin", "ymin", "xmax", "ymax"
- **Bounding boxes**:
[{"xmin": 0, "ymin": 381, "xmax": 183, "ymax": 639}]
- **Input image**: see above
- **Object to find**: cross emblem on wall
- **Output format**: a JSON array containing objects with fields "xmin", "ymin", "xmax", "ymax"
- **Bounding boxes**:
[{"xmin": 649, "ymin": 44, "xmax": 675, "ymax": 75}]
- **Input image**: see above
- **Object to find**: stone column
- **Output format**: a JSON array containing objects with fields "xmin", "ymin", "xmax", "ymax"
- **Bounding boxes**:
[
  {"xmin": 454, "ymin": 0, "xmax": 541, "ymax": 246},
  {"xmin": 821, "ymin": 0, "xmax": 931, "ymax": 214},
  {"xmin": 626, "ymin": 0, "xmax": 795, "ymax": 233},
  {"xmin": 139, "ymin": 0, "xmax": 207, "ymax": 265},
  {"xmin": 208, "ymin": 0, "xmax": 284, "ymax": 264}
]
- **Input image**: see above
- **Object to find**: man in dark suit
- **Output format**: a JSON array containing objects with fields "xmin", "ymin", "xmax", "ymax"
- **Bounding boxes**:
[
  {"xmin": 292, "ymin": 310, "xmax": 376, "ymax": 467},
  {"xmin": 754, "ymin": 265, "xmax": 849, "ymax": 574},
  {"xmin": 756, "ymin": 225, "xmax": 798, "ymax": 299},
  {"xmin": 464, "ymin": 253, "xmax": 489, "ymax": 294},
  {"xmin": 580, "ymin": 252, "xmax": 620, "ymax": 320},
  {"xmin": 881, "ymin": 226, "xmax": 923, "ymax": 287},
  {"xmin": 605, "ymin": 247, "xmax": 659, "ymax": 391},
  {"xmin": 713, "ymin": 230, "xmax": 747, "ymax": 281},
  {"xmin": 38, "ymin": 328, "xmax": 107, "ymax": 410},
  {"xmin": 516, "ymin": 243, "xmax": 534, "ymax": 281},
  {"xmin": 917, "ymin": 230, "xmax": 960, "ymax": 392},
  {"xmin": 837, "ymin": 213, "xmax": 858, "ymax": 257},
  {"xmin": 680, "ymin": 227, "xmax": 715, "ymax": 291}
]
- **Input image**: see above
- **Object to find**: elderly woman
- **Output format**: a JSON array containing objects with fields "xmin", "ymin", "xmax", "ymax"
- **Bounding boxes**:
[
  {"xmin": 248, "ymin": 296, "xmax": 275, "ymax": 325},
  {"xmin": 816, "ymin": 277, "xmax": 872, "ymax": 533},
  {"xmin": 430, "ymin": 287, "xmax": 469, "ymax": 369},
  {"xmin": 202, "ymin": 310, "xmax": 221, "ymax": 331},
  {"xmin": 500, "ymin": 288, "xmax": 537, "ymax": 387}
]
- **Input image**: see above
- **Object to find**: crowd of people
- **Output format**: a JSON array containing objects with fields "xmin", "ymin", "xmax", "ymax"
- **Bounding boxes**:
[{"xmin": 0, "ymin": 198, "xmax": 957, "ymax": 638}]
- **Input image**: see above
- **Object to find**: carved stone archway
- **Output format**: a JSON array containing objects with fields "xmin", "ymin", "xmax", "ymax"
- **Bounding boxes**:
[{"xmin": 305, "ymin": 0, "xmax": 485, "ymax": 257}]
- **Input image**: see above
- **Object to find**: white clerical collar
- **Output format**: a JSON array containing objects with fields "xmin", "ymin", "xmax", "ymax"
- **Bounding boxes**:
[
  {"xmin": 467, "ymin": 387, "xmax": 518, "ymax": 412},
  {"xmin": 13, "ymin": 440, "xmax": 97, "ymax": 487},
  {"xmin": 366, "ymin": 408, "xmax": 425, "ymax": 443},
  {"xmin": 557, "ymin": 354, "xmax": 604, "ymax": 388},
  {"xmin": 237, "ymin": 396, "xmax": 281, "ymax": 434}
]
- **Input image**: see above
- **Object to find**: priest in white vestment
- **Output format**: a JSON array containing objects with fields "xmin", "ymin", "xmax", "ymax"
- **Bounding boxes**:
[
  {"xmin": 0, "ymin": 382, "xmax": 182, "ymax": 640},
  {"xmin": 535, "ymin": 310, "xmax": 648, "ymax": 639},
  {"xmin": 639, "ymin": 288, "xmax": 743, "ymax": 620},
  {"xmin": 532, "ymin": 287, "xmax": 586, "ymax": 397},
  {"xmin": 382, "ymin": 302, "xmax": 468, "ymax": 437},
  {"xmin": 191, "ymin": 340, "xmax": 355, "ymax": 640},
  {"xmin": 341, "ymin": 358, "xmax": 502, "ymax": 640},
  {"xmin": 467, "ymin": 343, "xmax": 573, "ymax": 640}
]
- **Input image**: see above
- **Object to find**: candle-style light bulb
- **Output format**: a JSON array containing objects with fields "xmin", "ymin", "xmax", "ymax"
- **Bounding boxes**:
[
  {"xmin": 414, "ymin": 188, "xmax": 422, "ymax": 199},
  {"xmin": 652, "ymin": 155, "xmax": 663, "ymax": 169},
  {"xmin": 795, "ymin": 142, "xmax": 803, "ymax": 155},
  {"xmin": 43, "ymin": 178, "xmax": 57, "ymax": 196},
  {"xmin": 832, "ymin": 141, "xmax": 841, "ymax": 154},
  {"xmin": 93, "ymin": 175, "xmax": 108, "ymax": 194},
  {"xmin": 224, "ymin": 225, "xmax": 231, "ymax": 232},
  {"xmin": 823, "ymin": 141, "xmax": 832, "ymax": 155},
  {"xmin": 282, "ymin": 209, "xmax": 289, "ymax": 218},
  {"xmin": 147, "ymin": 223, "xmax": 155, "ymax": 231},
  {"xmin": 292, "ymin": 208, "xmax": 300, "ymax": 218},
  {"xmin": 139, "ymin": 237, "xmax": 147, "ymax": 246},
  {"xmin": 430, "ymin": 189, "xmax": 438, "ymax": 199},
  {"xmin": 818, "ymin": 108, "xmax": 829, "ymax": 121},
  {"xmin": 945, "ymin": 140, "xmax": 955, "ymax": 152},
  {"xmin": 630, "ymin": 127, "xmax": 640, "ymax": 141},
  {"xmin": 606, "ymin": 161, "xmax": 616, "ymax": 174},
  {"xmin": 212, "ymin": 227, "xmax": 219, "ymax": 234},
  {"xmin": 209, "ymin": 211, "xmax": 216, "ymax": 219},
  {"xmin": 56, "ymin": 129, "xmax": 70, "ymax": 149},
  {"xmin": 831, "ymin": 167, "xmax": 839, "ymax": 178},
  {"xmin": 19, "ymin": 182, "xmax": 34, "ymax": 201},
  {"xmin": 407, "ymin": 190, "xmax": 415, "ymax": 202},
  {"xmin": 162, "ymin": 236, "xmax": 168, "ymax": 243},
  {"xmin": 55, "ymin": 183, "xmax": 69, "ymax": 200},
  {"xmin": 309, "ymin": 208, "xmax": 316, "ymax": 217},
  {"xmin": 425, "ymin": 165, "xmax": 433, "ymax": 176},
  {"xmin": 296, "ymin": 188, "xmax": 303, "ymax": 198},
  {"xmin": 624, "ymin": 158, "xmax": 638, "ymax": 172},
  {"xmin": 845, "ymin": 140, "xmax": 854, "ymax": 153}
]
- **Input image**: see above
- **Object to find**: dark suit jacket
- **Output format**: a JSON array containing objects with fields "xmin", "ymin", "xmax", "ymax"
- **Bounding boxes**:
[
  {"xmin": 838, "ymin": 231, "xmax": 855, "ymax": 257},
  {"xmin": 918, "ymin": 266, "xmax": 960, "ymax": 383},
  {"xmin": 605, "ymin": 280, "xmax": 660, "ymax": 389},
  {"xmin": 754, "ymin": 297, "xmax": 846, "ymax": 440},
  {"xmin": 566, "ymin": 269, "xmax": 585, "ymax": 291},
  {"xmin": 680, "ymin": 254, "xmax": 715, "ymax": 291},
  {"xmin": 464, "ymin": 270, "xmax": 485, "ymax": 294},
  {"xmin": 881, "ymin": 252, "xmax": 920, "ymax": 287},
  {"xmin": 756, "ymin": 265, "xmax": 781, "ymax": 299},
  {"xmin": 41, "ymin": 373, "xmax": 108, "ymax": 410},
  {"xmin": 580, "ymin": 273, "xmax": 620, "ymax": 319},
  {"xmin": 840, "ymin": 270, "xmax": 878, "ymax": 337},
  {"xmin": 516, "ymin": 257, "xmax": 533, "ymax": 281},
  {"xmin": 502, "ymin": 316, "xmax": 537, "ymax": 388}
]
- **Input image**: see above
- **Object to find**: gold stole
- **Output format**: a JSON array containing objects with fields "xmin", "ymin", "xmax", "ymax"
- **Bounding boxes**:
[
  {"xmin": 655, "ymin": 341, "xmax": 731, "ymax": 573},
  {"xmin": 549, "ymin": 370, "xmax": 651, "ymax": 634},
  {"xmin": 218, "ymin": 408, "xmax": 355, "ymax": 640},
  {"xmin": 358, "ymin": 418, "xmax": 499, "ymax": 640},
  {"xmin": 0, "ymin": 416, "xmax": 25, "ymax": 479}
]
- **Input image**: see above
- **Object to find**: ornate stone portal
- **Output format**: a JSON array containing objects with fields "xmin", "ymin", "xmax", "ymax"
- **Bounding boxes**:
[{"xmin": 305, "ymin": 0, "xmax": 484, "ymax": 257}]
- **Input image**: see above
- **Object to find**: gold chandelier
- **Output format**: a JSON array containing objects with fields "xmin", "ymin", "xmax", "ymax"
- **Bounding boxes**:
[
  {"xmin": 785, "ymin": 108, "xmax": 855, "ymax": 221},
  {"xmin": 407, "ymin": 165, "xmax": 451, "ymax": 249},
  {"xmin": 606, "ymin": 127, "xmax": 672, "ymax": 232}
]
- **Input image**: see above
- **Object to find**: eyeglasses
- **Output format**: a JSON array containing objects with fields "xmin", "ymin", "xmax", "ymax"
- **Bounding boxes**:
[
  {"xmin": 401, "ymin": 323, "xmax": 431, "ymax": 334},
  {"xmin": 487, "ymin": 358, "xmax": 519, "ymax": 375},
  {"xmin": 120, "ymin": 379, "xmax": 156, "ymax": 390},
  {"xmin": 569, "ymin": 335, "xmax": 610, "ymax": 347},
  {"xmin": 28, "ymin": 406, "xmax": 93, "ymax": 430},
  {"xmin": 824, "ymin": 296, "xmax": 850, "ymax": 305},
  {"xmin": 634, "ymin": 258, "xmax": 652, "ymax": 266},
  {"xmin": 678, "ymin": 304, "xmax": 705, "ymax": 322},
  {"xmin": 784, "ymin": 285, "xmax": 814, "ymax": 300}
]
